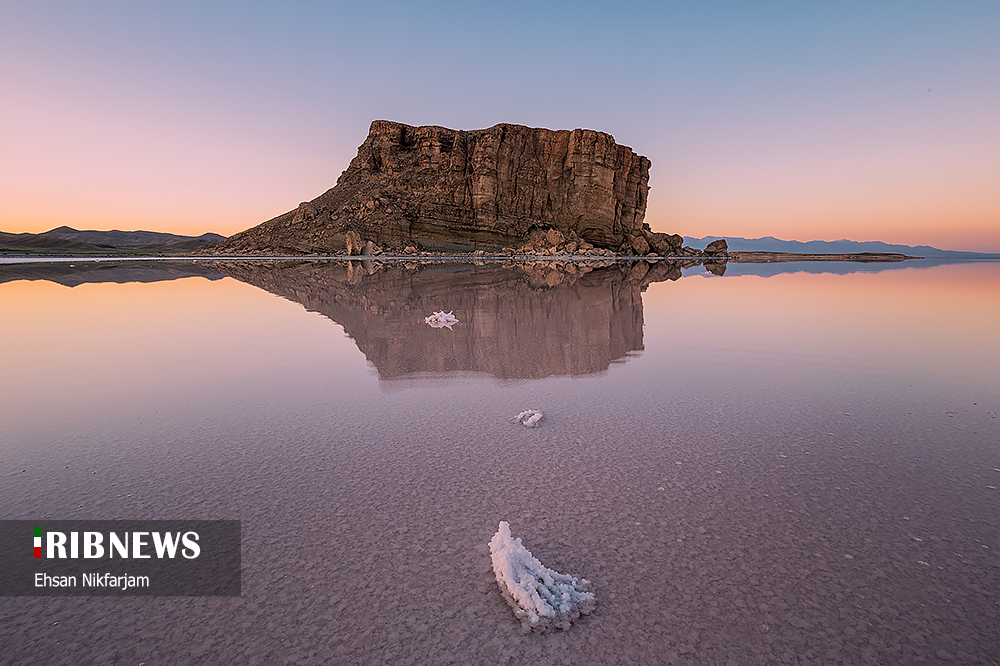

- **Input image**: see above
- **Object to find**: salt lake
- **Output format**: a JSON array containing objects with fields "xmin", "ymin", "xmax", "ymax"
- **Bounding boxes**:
[{"xmin": 1, "ymin": 257, "xmax": 997, "ymax": 665}]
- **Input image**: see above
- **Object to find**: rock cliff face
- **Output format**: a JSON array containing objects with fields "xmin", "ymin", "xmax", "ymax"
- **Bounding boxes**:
[{"xmin": 216, "ymin": 121, "xmax": 656, "ymax": 254}]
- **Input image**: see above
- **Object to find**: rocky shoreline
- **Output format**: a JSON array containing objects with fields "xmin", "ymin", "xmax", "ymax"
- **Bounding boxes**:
[
  {"xmin": 211, "ymin": 232, "xmax": 730, "ymax": 261},
  {"xmin": 203, "ymin": 244, "xmax": 919, "ymax": 267}
]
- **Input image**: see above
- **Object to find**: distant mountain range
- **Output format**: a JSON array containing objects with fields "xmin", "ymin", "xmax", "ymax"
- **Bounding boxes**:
[
  {"xmin": 685, "ymin": 235, "xmax": 1000, "ymax": 260},
  {"xmin": 0, "ymin": 226, "xmax": 226, "ymax": 254},
  {"xmin": 2, "ymin": 226, "xmax": 997, "ymax": 261}
]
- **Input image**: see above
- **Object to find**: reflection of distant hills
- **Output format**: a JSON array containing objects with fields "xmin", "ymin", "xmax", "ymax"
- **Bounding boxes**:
[
  {"xmin": 721, "ymin": 258, "xmax": 977, "ymax": 277},
  {"xmin": 0, "ymin": 261, "xmax": 225, "ymax": 286},
  {"xmin": 217, "ymin": 259, "xmax": 702, "ymax": 380}
]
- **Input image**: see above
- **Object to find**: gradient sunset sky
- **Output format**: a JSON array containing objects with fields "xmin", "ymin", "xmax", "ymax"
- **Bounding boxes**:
[{"xmin": 1, "ymin": 1, "xmax": 998, "ymax": 251}]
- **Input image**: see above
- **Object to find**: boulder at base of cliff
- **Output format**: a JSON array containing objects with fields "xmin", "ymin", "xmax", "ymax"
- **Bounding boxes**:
[
  {"xmin": 345, "ymin": 230, "xmax": 362, "ymax": 256},
  {"xmin": 705, "ymin": 239, "xmax": 729, "ymax": 256},
  {"xmin": 627, "ymin": 234, "xmax": 650, "ymax": 256},
  {"xmin": 643, "ymin": 231, "xmax": 683, "ymax": 256}
]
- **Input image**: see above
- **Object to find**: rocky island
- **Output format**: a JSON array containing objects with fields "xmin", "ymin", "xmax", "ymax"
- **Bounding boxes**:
[{"xmin": 215, "ymin": 121, "xmax": 718, "ymax": 258}]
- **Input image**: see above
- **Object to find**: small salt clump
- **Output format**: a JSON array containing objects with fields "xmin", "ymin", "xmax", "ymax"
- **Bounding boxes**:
[
  {"xmin": 424, "ymin": 310, "xmax": 459, "ymax": 329},
  {"xmin": 511, "ymin": 410, "xmax": 543, "ymax": 427},
  {"xmin": 489, "ymin": 521, "xmax": 595, "ymax": 631}
]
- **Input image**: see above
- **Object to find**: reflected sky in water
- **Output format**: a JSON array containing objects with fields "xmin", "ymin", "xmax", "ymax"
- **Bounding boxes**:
[{"xmin": 2, "ymin": 260, "xmax": 996, "ymax": 433}]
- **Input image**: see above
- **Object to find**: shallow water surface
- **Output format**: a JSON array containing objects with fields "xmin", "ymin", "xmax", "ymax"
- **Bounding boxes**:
[{"xmin": 1, "ymin": 259, "xmax": 997, "ymax": 665}]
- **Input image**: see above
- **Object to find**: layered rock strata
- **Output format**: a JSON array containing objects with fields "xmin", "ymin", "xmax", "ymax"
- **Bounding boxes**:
[{"xmin": 216, "ymin": 121, "xmax": 686, "ymax": 255}]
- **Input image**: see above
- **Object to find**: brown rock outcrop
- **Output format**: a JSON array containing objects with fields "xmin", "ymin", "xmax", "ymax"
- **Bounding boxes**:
[
  {"xmin": 628, "ymin": 234, "xmax": 650, "ymax": 256},
  {"xmin": 642, "ymin": 229, "xmax": 684, "ymax": 256},
  {"xmin": 215, "ymin": 121, "xmax": 651, "ymax": 255},
  {"xmin": 704, "ymin": 239, "xmax": 728, "ymax": 256},
  {"xmin": 345, "ymin": 230, "xmax": 362, "ymax": 256}
]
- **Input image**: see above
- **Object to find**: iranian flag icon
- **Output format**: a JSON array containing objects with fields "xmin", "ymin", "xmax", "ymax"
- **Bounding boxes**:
[{"xmin": 34, "ymin": 526, "xmax": 41, "ymax": 558}]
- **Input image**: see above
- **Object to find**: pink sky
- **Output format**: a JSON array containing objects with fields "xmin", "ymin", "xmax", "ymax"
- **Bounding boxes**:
[{"xmin": 1, "ymin": 3, "xmax": 997, "ymax": 251}]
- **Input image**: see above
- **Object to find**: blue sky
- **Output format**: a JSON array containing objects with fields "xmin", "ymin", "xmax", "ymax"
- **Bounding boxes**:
[{"xmin": 2, "ymin": 1, "xmax": 998, "ymax": 249}]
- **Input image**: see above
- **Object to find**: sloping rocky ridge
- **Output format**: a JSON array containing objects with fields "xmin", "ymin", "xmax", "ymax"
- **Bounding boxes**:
[
  {"xmin": 214, "ymin": 259, "xmax": 719, "ymax": 380},
  {"xmin": 216, "ymin": 121, "xmax": 665, "ymax": 255}
]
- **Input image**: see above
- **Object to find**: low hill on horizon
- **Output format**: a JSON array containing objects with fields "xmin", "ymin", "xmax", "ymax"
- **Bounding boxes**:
[
  {"xmin": 0, "ymin": 227, "xmax": 227, "ymax": 255},
  {"xmin": 44, "ymin": 226, "xmax": 226, "ymax": 247},
  {"xmin": 685, "ymin": 235, "xmax": 999, "ymax": 259}
]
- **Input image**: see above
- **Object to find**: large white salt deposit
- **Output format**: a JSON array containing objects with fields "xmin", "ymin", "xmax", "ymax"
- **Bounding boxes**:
[{"xmin": 489, "ymin": 521, "xmax": 596, "ymax": 631}]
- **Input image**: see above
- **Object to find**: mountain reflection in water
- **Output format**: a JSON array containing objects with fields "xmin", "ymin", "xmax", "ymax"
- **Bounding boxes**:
[
  {"xmin": 217, "ymin": 259, "xmax": 712, "ymax": 380},
  {"xmin": 0, "ymin": 260, "xmax": 225, "ymax": 286}
]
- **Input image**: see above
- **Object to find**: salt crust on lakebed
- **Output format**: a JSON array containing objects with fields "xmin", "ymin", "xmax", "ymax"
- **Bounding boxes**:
[{"xmin": 489, "ymin": 521, "xmax": 596, "ymax": 632}]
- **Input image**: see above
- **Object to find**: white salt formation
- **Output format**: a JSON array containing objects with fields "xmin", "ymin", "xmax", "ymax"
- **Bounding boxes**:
[
  {"xmin": 511, "ymin": 409, "xmax": 543, "ymax": 427},
  {"xmin": 489, "ymin": 521, "xmax": 595, "ymax": 631},
  {"xmin": 424, "ymin": 310, "xmax": 459, "ymax": 329}
]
